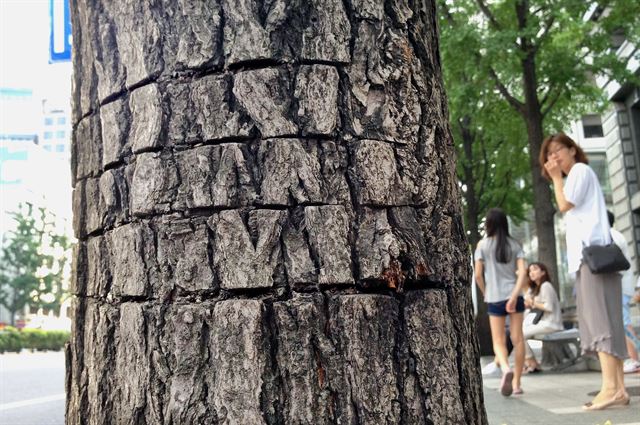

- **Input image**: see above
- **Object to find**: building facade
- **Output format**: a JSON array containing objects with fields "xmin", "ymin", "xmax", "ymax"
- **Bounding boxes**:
[
  {"xmin": 560, "ymin": 35, "xmax": 639, "ymax": 321},
  {"xmin": 0, "ymin": 87, "xmax": 73, "ymax": 326}
]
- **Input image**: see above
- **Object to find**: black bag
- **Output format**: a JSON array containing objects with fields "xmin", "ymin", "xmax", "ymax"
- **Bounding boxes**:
[
  {"xmin": 581, "ymin": 243, "xmax": 630, "ymax": 274},
  {"xmin": 530, "ymin": 308, "xmax": 544, "ymax": 325}
]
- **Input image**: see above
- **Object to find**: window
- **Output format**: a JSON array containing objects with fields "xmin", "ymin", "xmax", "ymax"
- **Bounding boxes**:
[
  {"xmin": 44, "ymin": 117, "xmax": 54, "ymax": 126},
  {"xmin": 43, "ymin": 144, "xmax": 52, "ymax": 151},
  {"xmin": 588, "ymin": 153, "xmax": 612, "ymax": 205},
  {"xmin": 56, "ymin": 144, "xmax": 65, "ymax": 152},
  {"xmin": 582, "ymin": 115, "xmax": 604, "ymax": 138},
  {"xmin": 56, "ymin": 130, "xmax": 65, "ymax": 139},
  {"xmin": 57, "ymin": 117, "xmax": 66, "ymax": 125},
  {"xmin": 44, "ymin": 131, "xmax": 53, "ymax": 139},
  {"xmin": 610, "ymin": 28, "xmax": 626, "ymax": 50}
]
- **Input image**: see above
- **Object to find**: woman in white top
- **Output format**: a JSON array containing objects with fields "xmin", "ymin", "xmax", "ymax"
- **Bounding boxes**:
[
  {"xmin": 542, "ymin": 132, "xmax": 629, "ymax": 410},
  {"xmin": 522, "ymin": 262, "xmax": 563, "ymax": 373}
]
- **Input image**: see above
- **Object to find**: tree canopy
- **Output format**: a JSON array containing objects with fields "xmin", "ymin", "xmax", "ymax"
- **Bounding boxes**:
[
  {"xmin": 439, "ymin": 0, "xmax": 640, "ymax": 279},
  {"xmin": 439, "ymin": 8, "xmax": 532, "ymax": 246}
]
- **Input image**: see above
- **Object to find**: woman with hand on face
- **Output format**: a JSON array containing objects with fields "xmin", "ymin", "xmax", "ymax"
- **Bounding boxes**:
[
  {"xmin": 522, "ymin": 262, "xmax": 563, "ymax": 373},
  {"xmin": 474, "ymin": 208, "xmax": 528, "ymax": 396},
  {"xmin": 542, "ymin": 132, "xmax": 629, "ymax": 411}
]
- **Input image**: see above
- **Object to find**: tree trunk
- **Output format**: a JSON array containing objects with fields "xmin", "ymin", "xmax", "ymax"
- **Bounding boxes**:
[
  {"xmin": 66, "ymin": 1, "xmax": 487, "ymax": 424},
  {"xmin": 517, "ymin": 0, "xmax": 559, "ymax": 290},
  {"xmin": 460, "ymin": 117, "xmax": 481, "ymax": 249},
  {"xmin": 459, "ymin": 118, "xmax": 492, "ymax": 355},
  {"xmin": 526, "ymin": 116, "xmax": 560, "ymax": 292}
]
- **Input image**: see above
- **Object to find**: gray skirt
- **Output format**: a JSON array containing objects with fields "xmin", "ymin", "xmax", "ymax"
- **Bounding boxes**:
[{"xmin": 575, "ymin": 263, "xmax": 628, "ymax": 359}]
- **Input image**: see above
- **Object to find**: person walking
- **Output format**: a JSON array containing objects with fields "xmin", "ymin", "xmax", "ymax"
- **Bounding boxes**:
[
  {"xmin": 607, "ymin": 210, "xmax": 640, "ymax": 374},
  {"xmin": 522, "ymin": 262, "xmax": 564, "ymax": 373},
  {"xmin": 542, "ymin": 132, "xmax": 629, "ymax": 410},
  {"xmin": 474, "ymin": 208, "xmax": 528, "ymax": 396}
]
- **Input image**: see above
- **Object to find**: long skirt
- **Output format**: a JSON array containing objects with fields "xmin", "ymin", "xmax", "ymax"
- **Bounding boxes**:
[{"xmin": 575, "ymin": 262, "xmax": 628, "ymax": 359}]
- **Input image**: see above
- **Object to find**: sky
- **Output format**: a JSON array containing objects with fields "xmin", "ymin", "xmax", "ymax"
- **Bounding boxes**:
[
  {"xmin": 0, "ymin": 0, "xmax": 72, "ymax": 102},
  {"xmin": 0, "ymin": 0, "xmax": 73, "ymax": 235}
]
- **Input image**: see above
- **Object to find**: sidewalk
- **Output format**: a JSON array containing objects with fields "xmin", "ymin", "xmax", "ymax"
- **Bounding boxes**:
[{"xmin": 482, "ymin": 355, "xmax": 640, "ymax": 425}]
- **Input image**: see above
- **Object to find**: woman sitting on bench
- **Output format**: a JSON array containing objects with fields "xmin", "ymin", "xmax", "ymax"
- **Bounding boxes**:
[{"xmin": 523, "ymin": 262, "xmax": 564, "ymax": 373}]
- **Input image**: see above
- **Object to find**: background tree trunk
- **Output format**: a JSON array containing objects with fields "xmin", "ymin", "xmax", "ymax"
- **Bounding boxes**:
[
  {"xmin": 459, "ymin": 120, "xmax": 493, "ymax": 356},
  {"xmin": 66, "ymin": 1, "xmax": 487, "ymax": 424},
  {"xmin": 521, "ymin": 50, "xmax": 560, "ymax": 290}
]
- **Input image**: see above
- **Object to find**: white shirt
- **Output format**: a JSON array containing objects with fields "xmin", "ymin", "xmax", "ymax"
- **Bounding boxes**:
[
  {"xmin": 611, "ymin": 228, "xmax": 634, "ymax": 295},
  {"xmin": 563, "ymin": 163, "xmax": 611, "ymax": 274},
  {"xmin": 526, "ymin": 281, "xmax": 563, "ymax": 331}
]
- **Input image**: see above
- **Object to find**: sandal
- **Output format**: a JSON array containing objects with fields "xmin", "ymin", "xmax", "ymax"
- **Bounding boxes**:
[
  {"xmin": 500, "ymin": 371, "xmax": 514, "ymax": 397},
  {"xmin": 523, "ymin": 366, "xmax": 542, "ymax": 374},
  {"xmin": 582, "ymin": 394, "xmax": 630, "ymax": 411}
]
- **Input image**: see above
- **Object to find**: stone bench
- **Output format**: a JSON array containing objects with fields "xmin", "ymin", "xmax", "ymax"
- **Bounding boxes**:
[{"xmin": 530, "ymin": 328, "xmax": 582, "ymax": 371}]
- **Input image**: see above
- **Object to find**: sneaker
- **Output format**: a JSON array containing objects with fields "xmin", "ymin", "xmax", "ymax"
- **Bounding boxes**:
[
  {"xmin": 623, "ymin": 359, "xmax": 640, "ymax": 374},
  {"xmin": 482, "ymin": 361, "xmax": 499, "ymax": 375}
]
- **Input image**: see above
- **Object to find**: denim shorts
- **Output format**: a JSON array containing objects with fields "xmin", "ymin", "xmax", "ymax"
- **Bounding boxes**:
[{"xmin": 487, "ymin": 296, "xmax": 525, "ymax": 316}]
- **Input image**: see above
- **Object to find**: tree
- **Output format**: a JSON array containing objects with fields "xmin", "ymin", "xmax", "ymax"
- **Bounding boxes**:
[
  {"xmin": 0, "ymin": 203, "xmax": 71, "ymax": 326},
  {"xmin": 439, "ymin": 7, "xmax": 533, "ymax": 355},
  {"xmin": 66, "ymin": 1, "xmax": 486, "ymax": 423},
  {"xmin": 439, "ymin": 0, "xmax": 640, "ymax": 285},
  {"xmin": 439, "ymin": 11, "xmax": 532, "ymax": 247}
]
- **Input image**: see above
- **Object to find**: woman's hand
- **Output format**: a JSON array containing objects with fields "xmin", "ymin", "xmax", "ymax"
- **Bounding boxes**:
[
  {"xmin": 524, "ymin": 295, "xmax": 533, "ymax": 309},
  {"xmin": 546, "ymin": 160, "xmax": 575, "ymax": 213},
  {"xmin": 544, "ymin": 158, "xmax": 563, "ymax": 180},
  {"xmin": 506, "ymin": 295, "xmax": 517, "ymax": 313}
]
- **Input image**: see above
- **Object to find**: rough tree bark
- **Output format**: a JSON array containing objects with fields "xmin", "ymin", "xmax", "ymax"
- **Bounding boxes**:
[{"xmin": 66, "ymin": 0, "xmax": 487, "ymax": 424}]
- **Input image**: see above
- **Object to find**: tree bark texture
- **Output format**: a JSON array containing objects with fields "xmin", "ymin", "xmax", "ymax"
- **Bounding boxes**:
[{"xmin": 67, "ymin": 0, "xmax": 486, "ymax": 424}]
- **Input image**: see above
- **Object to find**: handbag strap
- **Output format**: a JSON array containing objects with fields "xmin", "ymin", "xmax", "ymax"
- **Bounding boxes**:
[{"xmin": 582, "ymin": 230, "xmax": 614, "ymax": 248}]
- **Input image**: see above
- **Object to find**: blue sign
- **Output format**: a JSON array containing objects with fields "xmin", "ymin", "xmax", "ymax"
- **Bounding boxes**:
[{"xmin": 49, "ymin": 0, "xmax": 72, "ymax": 63}]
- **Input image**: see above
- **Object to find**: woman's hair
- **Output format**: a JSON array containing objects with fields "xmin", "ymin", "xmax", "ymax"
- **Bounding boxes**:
[
  {"xmin": 527, "ymin": 262, "xmax": 551, "ymax": 297},
  {"xmin": 539, "ymin": 132, "xmax": 589, "ymax": 180},
  {"xmin": 484, "ymin": 208, "xmax": 512, "ymax": 263}
]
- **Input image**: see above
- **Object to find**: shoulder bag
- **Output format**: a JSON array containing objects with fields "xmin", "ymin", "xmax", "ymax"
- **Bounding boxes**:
[
  {"xmin": 530, "ymin": 308, "xmax": 544, "ymax": 325},
  {"xmin": 582, "ymin": 242, "xmax": 630, "ymax": 275}
]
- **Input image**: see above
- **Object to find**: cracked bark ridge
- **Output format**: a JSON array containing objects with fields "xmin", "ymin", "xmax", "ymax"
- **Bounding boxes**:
[
  {"xmin": 70, "ymin": 0, "xmax": 350, "ymax": 122},
  {"xmin": 209, "ymin": 210, "xmax": 286, "ymax": 290},
  {"xmin": 405, "ymin": 290, "xmax": 466, "ymax": 424},
  {"xmin": 69, "ymin": 0, "xmax": 487, "ymax": 424},
  {"xmin": 329, "ymin": 294, "xmax": 402, "ymax": 424},
  {"xmin": 71, "ymin": 139, "xmax": 351, "ymax": 236}
]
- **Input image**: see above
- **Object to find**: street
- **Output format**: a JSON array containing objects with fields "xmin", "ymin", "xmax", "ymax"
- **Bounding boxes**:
[
  {"xmin": 0, "ymin": 352, "xmax": 65, "ymax": 425},
  {"xmin": 1, "ymin": 350, "xmax": 639, "ymax": 425},
  {"xmin": 482, "ymin": 355, "xmax": 640, "ymax": 425}
]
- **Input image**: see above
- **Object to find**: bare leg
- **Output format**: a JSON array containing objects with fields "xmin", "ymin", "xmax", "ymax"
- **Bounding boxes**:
[
  {"xmin": 489, "ymin": 315, "xmax": 510, "ymax": 373},
  {"xmin": 625, "ymin": 329, "xmax": 639, "ymax": 362},
  {"xmin": 625, "ymin": 336, "xmax": 638, "ymax": 361},
  {"xmin": 615, "ymin": 356, "xmax": 628, "ymax": 399},
  {"xmin": 508, "ymin": 312, "xmax": 525, "ymax": 390},
  {"xmin": 591, "ymin": 352, "xmax": 626, "ymax": 404}
]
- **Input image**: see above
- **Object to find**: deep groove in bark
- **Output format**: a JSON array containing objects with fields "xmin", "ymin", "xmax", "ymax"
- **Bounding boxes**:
[{"xmin": 227, "ymin": 58, "xmax": 284, "ymax": 71}]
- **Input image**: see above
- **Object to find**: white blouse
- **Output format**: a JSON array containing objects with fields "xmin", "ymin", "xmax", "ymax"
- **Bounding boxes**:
[
  {"xmin": 563, "ymin": 163, "xmax": 611, "ymax": 274},
  {"xmin": 527, "ymin": 281, "xmax": 563, "ymax": 331}
]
